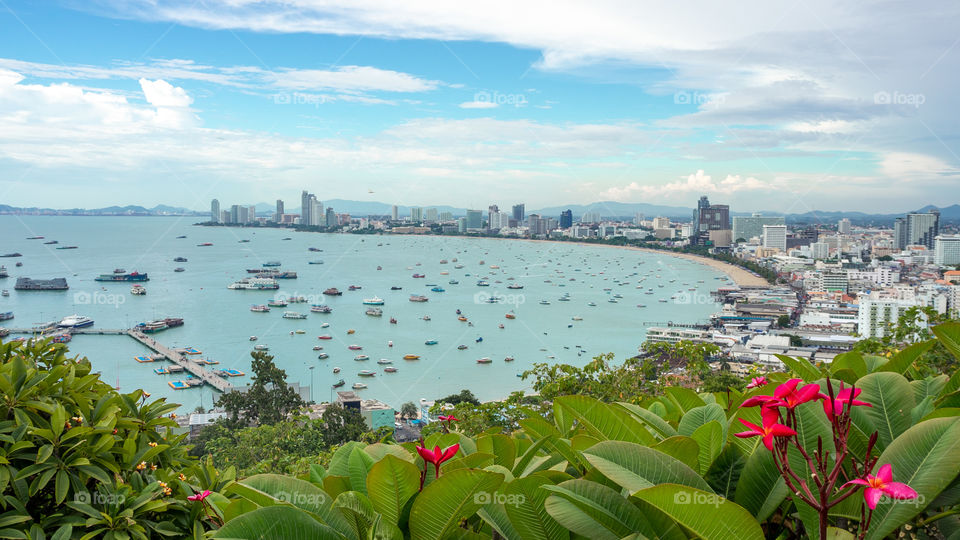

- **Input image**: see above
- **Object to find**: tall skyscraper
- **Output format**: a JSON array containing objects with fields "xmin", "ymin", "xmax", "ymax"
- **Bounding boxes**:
[
  {"xmin": 487, "ymin": 205, "xmax": 499, "ymax": 230},
  {"xmin": 934, "ymin": 235, "xmax": 960, "ymax": 266},
  {"xmin": 838, "ymin": 218, "xmax": 851, "ymax": 235},
  {"xmin": 762, "ymin": 224, "xmax": 787, "ymax": 251},
  {"xmin": 247, "ymin": 205, "xmax": 256, "ymax": 223},
  {"xmin": 512, "ymin": 204, "xmax": 525, "ymax": 224},
  {"xmin": 692, "ymin": 195, "xmax": 711, "ymax": 234},
  {"xmin": 528, "ymin": 214, "xmax": 546, "ymax": 235},
  {"xmin": 733, "ymin": 214, "xmax": 784, "ymax": 242},
  {"xmin": 311, "ymin": 200, "xmax": 324, "ymax": 226},
  {"xmin": 210, "ymin": 199, "xmax": 220, "ymax": 223},
  {"xmin": 391, "ymin": 205, "xmax": 398, "ymax": 220},
  {"xmin": 560, "ymin": 209, "xmax": 573, "ymax": 228},
  {"xmin": 275, "ymin": 199, "xmax": 284, "ymax": 222},
  {"xmin": 465, "ymin": 209, "xmax": 482, "ymax": 229},
  {"xmin": 237, "ymin": 205, "xmax": 248, "ymax": 224},
  {"xmin": 425, "ymin": 208, "xmax": 438, "ymax": 222},
  {"xmin": 894, "ymin": 211, "xmax": 940, "ymax": 249},
  {"xmin": 300, "ymin": 191, "xmax": 311, "ymax": 226},
  {"xmin": 410, "ymin": 207, "xmax": 423, "ymax": 222},
  {"xmin": 325, "ymin": 207, "xmax": 336, "ymax": 227}
]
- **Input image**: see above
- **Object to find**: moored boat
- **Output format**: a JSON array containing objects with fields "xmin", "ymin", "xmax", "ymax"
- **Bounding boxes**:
[{"xmin": 403, "ymin": 354, "xmax": 420, "ymax": 360}]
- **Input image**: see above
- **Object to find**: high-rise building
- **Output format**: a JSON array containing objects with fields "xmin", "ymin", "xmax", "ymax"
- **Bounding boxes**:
[
  {"xmin": 210, "ymin": 199, "xmax": 220, "ymax": 223},
  {"xmin": 325, "ymin": 207, "xmax": 336, "ymax": 228},
  {"xmin": 894, "ymin": 211, "xmax": 940, "ymax": 249},
  {"xmin": 811, "ymin": 242, "xmax": 830, "ymax": 260},
  {"xmin": 301, "ymin": 191, "xmax": 313, "ymax": 226},
  {"xmin": 439, "ymin": 211, "xmax": 453, "ymax": 222},
  {"xmin": 697, "ymin": 203, "xmax": 729, "ymax": 232},
  {"xmin": 528, "ymin": 214, "xmax": 546, "ymax": 236},
  {"xmin": 838, "ymin": 218, "xmax": 851, "ymax": 235},
  {"xmin": 512, "ymin": 204, "xmax": 525, "ymax": 224},
  {"xmin": 762, "ymin": 224, "xmax": 787, "ymax": 251},
  {"xmin": 633, "ymin": 212, "xmax": 644, "ymax": 225},
  {"xmin": 410, "ymin": 207, "xmax": 423, "ymax": 222},
  {"xmin": 230, "ymin": 204, "xmax": 240, "ymax": 224},
  {"xmin": 238, "ymin": 205, "xmax": 248, "ymax": 224},
  {"xmin": 692, "ymin": 195, "xmax": 710, "ymax": 235},
  {"xmin": 425, "ymin": 208, "xmax": 438, "ymax": 222},
  {"xmin": 247, "ymin": 205, "xmax": 256, "ymax": 223},
  {"xmin": 560, "ymin": 210, "xmax": 573, "ymax": 229},
  {"xmin": 275, "ymin": 199, "xmax": 284, "ymax": 222},
  {"xmin": 311, "ymin": 200, "xmax": 324, "ymax": 226},
  {"xmin": 465, "ymin": 209, "xmax": 482, "ymax": 229},
  {"xmin": 733, "ymin": 214, "xmax": 785, "ymax": 242},
  {"xmin": 581, "ymin": 212, "xmax": 602, "ymax": 223},
  {"xmin": 391, "ymin": 205, "xmax": 398, "ymax": 221},
  {"xmin": 220, "ymin": 210, "xmax": 230, "ymax": 224},
  {"xmin": 652, "ymin": 216, "xmax": 671, "ymax": 229},
  {"xmin": 487, "ymin": 205, "xmax": 499, "ymax": 230},
  {"xmin": 935, "ymin": 235, "xmax": 960, "ymax": 266}
]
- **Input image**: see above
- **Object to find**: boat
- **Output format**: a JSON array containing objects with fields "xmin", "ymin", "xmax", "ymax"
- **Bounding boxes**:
[
  {"xmin": 348, "ymin": 344, "xmax": 362, "ymax": 350},
  {"xmin": 131, "ymin": 285, "xmax": 146, "ymax": 295},
  {"xmin": 228, "ymin": 277, "xmax": 280, "ymax": 290},
  {"xmin": 458, "ymin": 345, "xmax": 468, "ymax": 350},
  {"xmin": 173, "ymin": 257, "xmax": 188, "ymax": 262},
  {"xmin": 412, "ymin": 273, "xmax": 425, "ymax": 278},
  {"xmin": 384, "ymin": 367, "xmax": 398, "ymax": 373},
  {"xmin": 250, "ymin": 336, "xmax": 257, "ymax": 341},
  {"xmin": 587, "ymin": 302, "xmax": 597, "ymax": 307},
  {"xmin": 430, "ymin": 287, "xmax": 445, "ymax": 292},
  {"xmin": 332, "ymin": 379, "xmax": 345, "ymax": 388},
  {"xmin": 57, "ymin": 315, "xmax": 93, "ymax": 328},
  {"xmin": 477, "ymin": 357, "xmax": 492, "ymax": 364},
  {"xmin": 425, "ymin": 339, "xmax": 438, "ymax": 345},
  {"xmin": 358, "ymin": 370, "xmax": 376, "ymax": 377},
  {"xmin": 403, "ymin": 354, "xmax": 420, "ymax": 360},
  {"xmin": 454, "ymin": 264, "xmax": 464, "ymax": 269},
  {"xmin": 539, "ymin": 300, "xmax": 550, "ymax": 305},
  {"xmin": 377, "ymin": 358, "xmax": 393, "ymax": 365},
  {"xmin": 572, "ymin": 316, "xmax": 583, "ymax": 321},
  {"xmin": 250, "ymin": 304, "xmax": 270, "ymax": 312},
  {"xmin": 140, "ymin": 321, "xmax": 168, "ymax": 333},
  {"xmin": 365, "ymin": 307, "xmax": 383, "ymax": 317},
  {"xmin": 176, "ymin": 235, "xmax": 187, "ymax": 239},
  {"xmin": 362, "ymin": 297, "xmax": 384, "ymax": 305},
  {"xmin": 505, "ymin": 313, "xmax": 516, "ymax": 319},
  {"xmin": 475, "ymin": 337, "xmax": 483, "ymax": 343},
  {"xmin": 254, "ymin": 344, "xmax": 269, "ymax": 351},
  {"xmin": 0, "ymin": 253, "xmax": 22, "ymax": 258},
  {"xmin": 0, "ymin": 311, "xmax": 12, "ymax": 321},
  {"xmin": 389, "ymin": 316, "xmax": 397, "ymax": 324},
  {"xmin": 422, "ymin": 315, "xmax": 431, "ymax": 321},
  {"xmin": 263, "ymin": 261, "xmax": 281, "ymax": 267},
  {"xmin": 476, "ymin": 280, "xmax": 490, "ymax": 287},
  {"xmin": 388, "ymin": 340, "xmax": 393, "ymax": 347},
  {"xmin": 318, "ymin": 335, "xmax": 333, "ymax": 340},
  {"xmin": 507, "ymin": 284, "xmax": 523, "ymax": 289},
  {"xmin": 310, "ymin": 305, "xmax": 332, "ymax": 313},
  {"xmin": 458, "ymin": 316, "xmax": 467, "ymax": 322},
  {"xmin": 95, "ymin": 271, "xmax": 148, "ymax": 282},
  {"xmin": 55, "ymin": 246, "xmax": 78, "ymax": 250},
  {"xmin": 321, "ymin": 322, "xmax": 330, "ymax": 328},
  {"xmin": 390, "ymin": 286, "xmax": 403, "ymax": 290},
  {"xmin": 349, "ymin": 285, "xmax": 363, "ymax": 291},
  {"xmin": 498, "ymin": 324, "xmax": 504, "ymax": 329},
  {"xmin": 0, "ymin": 266, "xmax": 6, "ymax": 278},
  {"xmin": 43, "ymin": 240, "xmax": 58, "ymax": 245},
  {"xmin": 197, "ymin": 243, "xmax": 213, "ymax": 247},
  {"xmin": 354, "ymin": 355, "xmax": 370, "ymax": 361},
  {"xmin": 295, "ymin": 329, "xmax": 307, "ymax": 334},
  {"xmin": 26, "ymin": 236, "xmax": 43, "ymax": 240},
  {"xmin": 409, "ymin": 295, "xmax": 429, "ymax": 302},
  {"xmin": 347, "ymin": 329, "xmax": 356, "ymax": 335},
  {"xmin": 174, "ymin": 267, "xmax": 185, "ymax": 272},
  {"xmin": 308, "ymin": 247, "xmax": 322, "ymax": 252},
  {"xmin": 318, "ymin": 353, "xmax": 329, "ymax": 359},
  {"xmin": 352, "ymin": 383, "xmax": 368, "ymax": 389},
  {"xmin": 323, "ymin": 288, "xmax": 343, "ymax": 296},
  {"xmin": 267, "ymin": 299, "xmax": 288, "ymax": 307},
  {"xmin": 308, "ymin": 260, "xmax": 324, "ymax": 265},
  {"xmin": 504, "ymin": 356, "xmax": 515, "ymax": 362},
  {"xmin": 333, "ymin": 367, "xmax": 341, "ymax": 373},
  {"xmin": 448, "ymin": 280, "xmax": 459, "ymax": 285}
]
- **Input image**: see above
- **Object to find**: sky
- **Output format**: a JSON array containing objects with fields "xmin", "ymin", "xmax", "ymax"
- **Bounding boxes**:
[{"xmin": 0, "ymin": 1, "xmax": 959, "ymax": 213}]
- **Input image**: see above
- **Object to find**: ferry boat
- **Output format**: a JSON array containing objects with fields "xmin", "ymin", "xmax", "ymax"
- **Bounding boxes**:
[
  {"xmin": 362, "ymin": 297, "xmax": 384, "ymax": 305},
  {"xmin": 254, "ymin": 344, "xmax": 269, "ymax": 351},
  {"xmin": 358, "ymin": 370, "xmax": 376, "ymax": 377},
  {"xmin": 354, "ymin": 355, "xmax": 370, "ymax": 361},
  {"xmin": 384, "ymin": 367, "xmax": 398, "ymax": 373},
  {"xmin": 58, "ymin": 315, "xmax": 93, "ymax": 328},
  {"xmin": 310, "ymin": 305, "xmax": 332, "ymax": 313},
  {"xmin": 282, "ymin": 311, "xmax": 307, "ymax": 319},
  {"xmin": 0, "ymin": 265, "xmax": 7, "ymax": 278},
  {"xmin": 365, "ymin": 307, "xmax": 383, "ymax": 317},
  {"xmin": 409, "ymin": 295, "xmax": 428, "ymax": 302},
  {"xmin": 228, "ymin": 277, "xmax": 280, "ymax": 290},
  {"xmin": 250, "ymin": 305, "xmax": 270, "ymax": 312},
  {"xmin": 403, "ymin": 354, "xmax": 420, "ymax": 360},
  {"xmin": 141, "ymin": 321, "xmax": 168, "ymax": 333},
  {"xmin": 131, "ymin": 285, "xmax": 146, "ymax": 295},
  {"xmin": 352, "ymin": 383, "xmax": 367, "ymax": 389},
  {"xmin": 95, "ymin": 271, "xmax": 148, "ymax": 282},
  {"xmin": 323, "ymin": 288, "xmax": 343, "ymax": 296},
  {"xmin": 0, "ymin": 311, "xmax": 13, "ymax": 321}
]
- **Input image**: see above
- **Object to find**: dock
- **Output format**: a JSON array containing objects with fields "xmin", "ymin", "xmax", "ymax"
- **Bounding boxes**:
[{"xmin": 3, "ymin": 326, "xmax": 233, "ymax": 393}]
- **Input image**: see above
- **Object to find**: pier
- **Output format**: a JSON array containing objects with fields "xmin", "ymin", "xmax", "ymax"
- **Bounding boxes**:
[{"xmin": 4, "ymin": 327, "xmax": 233, "ymax": 393}]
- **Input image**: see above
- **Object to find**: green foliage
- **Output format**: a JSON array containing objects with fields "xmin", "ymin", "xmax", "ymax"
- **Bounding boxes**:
[{"xmin": 216, "ymin": 350, "xmax": 305, "ymax": 427}]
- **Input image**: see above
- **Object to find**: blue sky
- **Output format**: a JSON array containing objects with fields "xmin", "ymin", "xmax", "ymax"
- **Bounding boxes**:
[{"xmin": 1, "ymin": 0, "xmax": 958, "ymax": 212}]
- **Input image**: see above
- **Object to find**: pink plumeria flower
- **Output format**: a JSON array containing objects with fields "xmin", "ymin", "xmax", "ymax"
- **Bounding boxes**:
[
  {"xmin": 742, "ymin": 378, "xmax": 822, "ymax": 410},
  {"xmin": 187, "ymin": 490, "xmax": 211, "ymax": 502},
  {"xmin": 822, "ymin": 385, "xmax": 872, "ymax": 419},
  {"xmin": 746, "ymin": 376, "xmax": 768, "ymax": 389},
  {"xmin": 734, "ymin": 407, "xmax": 797, "ymax": 450},
  {"xmin": 843, "ymin": 464, "xmax": 917, "ymax": 509}
]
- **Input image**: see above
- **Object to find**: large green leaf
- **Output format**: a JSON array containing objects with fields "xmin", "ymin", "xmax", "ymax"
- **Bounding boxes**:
[
  {"xmin": 408, "ymin": 468, "xmax": 504, "ymax": 540},
  {"xmin": 690, "ymin": 421, "xmax": 724, "ymax": 475},
  {"xmin": 582, "ymin": 440, "xmax": 713, "ymax": 493},
  {"xmin": 876, "ymin": 340, "xmax": 935, "ymax": 374},
  {"xmin": 616, "ymin": 402, "xmax": 678, "ymax": 440},
  {"xmin": 213, "ymin": 505, "xmax": 345, "ymax": 539},
  {"xmin": 678, "ymin": 404, "xmax": 727, "ymax": 441},
  {"xmin": 632, "ymin": 484, "xmax": 763, "ymax": 540},
  {"xmin": 775, "ymin": 354, "xmax": 822, "ymax": 381},
  {"xmin": 349, "ymin": 446, "xmax": 376, "ymax": 495},
  {"xmin": 542, "ymin": 479, "xmax": 657, "ymax": 540},
  {"xmin": 553, "ymin": 396, "xmax": 655, "ymax": 445},
  {"xmin": 735, "ymin": 445, "xmax": 788, "ymax": 521},
  {"xmin": 704, "ymin": 445, "xmax": 745, "ymax": 500},
  {"xmin": 830, "ymin": 351, "xmax": 867, "ymax": 379},
  {"xmin": 366, "ymin": 455, "xmax": 420, "ymax": 526},
  {"xmin": 933, "ymin": 322, "xmax": 960, "ymax": 362},
  {"xmin": 857, "ymin": 372, "xmax": 915, "ymax": 449},
  {"xmin": 865, "ymin": 418, "xmax": 960, "ymax": 540},
  {"xmin": 651, "ymin": 437, "xmax": 701, "ymax": 472},
  {"xmin": 501, "ymin": 476, "xmax": 569, "ymax": 540},
  {"xmin": 663, "ymin": 387, "xmax": 706, "ymax": 414},
  {"xmin": 477, "ymin": 434, "xmax": 517, "ymax": 469},
  {"xmin": 235, "ymin": 473, "xmax": 355, "ymax": 539}
]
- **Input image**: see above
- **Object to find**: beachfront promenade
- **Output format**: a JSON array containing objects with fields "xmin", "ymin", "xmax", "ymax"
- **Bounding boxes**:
[{"xmin": 4, "ymin": 327, "xmax": 233, "ymax": 392}]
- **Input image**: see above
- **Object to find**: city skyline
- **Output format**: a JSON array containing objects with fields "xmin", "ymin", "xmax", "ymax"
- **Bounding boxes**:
[{"xmin": 1, "ymin": 2, "xmax": 959, "ymax": 211}]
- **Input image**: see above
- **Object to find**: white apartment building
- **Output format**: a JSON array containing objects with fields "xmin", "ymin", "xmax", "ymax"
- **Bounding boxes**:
[
  {"xmin": 762, "ymin": 225, "xmax": 787, "ymax": 251},
  {"xmin": 934, "ymin": 235, "xmax": 960, "ymax": 266}
]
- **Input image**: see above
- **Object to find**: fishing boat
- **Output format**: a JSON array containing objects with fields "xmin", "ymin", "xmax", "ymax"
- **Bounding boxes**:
[
  {"xmin": 358, "ymin": 370, "xmax": 376, "ymax": 377},
  {"xmin": 354, "ymin": 355, "xmax": 370, "ymax": 361},
  {"xmin": 349, "ymin": 285, "xmax": 362, "ymax": 291},
  {"xmin": 0, "ymin": 311, "xmax": 13, "ymax": 321},
  {"xmin": 310, "ymin": 305, "xmax": 332, "ymax": 313},
  {"xmin": 476, "ymin": 280, "xmax": 490, "ymax": 287},
  {"xmin": 504, "ymin": 313, "xmax": 516, "ymax": 319},
  {"xmin": 477, "ymin": 357, "xmax": 492, "ymax": 364},
  {"xmin": 250, "ymin": 305, "xmax": 270, "ymax": 312},
  {"xmin": 384, "ymin": 367, "xmax": 398, "ymax": 373},
  {"xmin": 362, "ymin": 297, "xmax": 384, "ymax": 305},
  {"xmin": 403, "ymin": 354, "xmax": 420, "ymax": 360},
  {"xmin": 352, "ymin": 383, "xmax": 368, "ymax": 389},
  {"xmin": 332, "ymin": 379, "xmax": 345, "ymax": 388},
  {"xmin": 323, "ymin": 288, "xmax": 343, "ymax": 296},
  {"xmin": 282, "ymin": 311, "xmax": 307, "ymax": 319},
  {"xmin": 412, "ymin": 273, "xmax": 425, "ymax": 278},
  {"xmin": 425, "ymin": 339, "xmax": 438, "ymax": 345},
  {"xmin": 365, "ymin": 307, "xmax": 383, "ymax": 317},
  {"xmin": 317, "ymin": 353, "xmax": 329, "ymax": 359},
  {"xmin": 507, "ymin": 283, "xmax": 523, "ymax": 289}
]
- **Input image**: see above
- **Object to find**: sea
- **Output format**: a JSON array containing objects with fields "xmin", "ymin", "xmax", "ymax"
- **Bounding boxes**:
[{"xmin": 0, "ymin": 216, "xmax": 731, "ymax": 411}]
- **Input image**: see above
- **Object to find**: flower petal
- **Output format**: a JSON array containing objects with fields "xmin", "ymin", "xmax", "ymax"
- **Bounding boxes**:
[
  {"xmin": 864, "ymin": 487, "xmax": 884, "ymax": 509},
  {"xmin": 876, "ymin": 463, "xmax": 893, "ymax": 484},
  {"xmin": 734, "ymin": 430, "xmax": 762, "ymax": 439},
  {"xmin": 842, "ymin": 479, "xmax": 871, "ymax": 488},
  {"xmin": 883, "ymin": 482, "xmax": 918, "ymax": 500},
  {"xmin": 774, "ymin": 379, "xmax": 801, "ymax": 399}
]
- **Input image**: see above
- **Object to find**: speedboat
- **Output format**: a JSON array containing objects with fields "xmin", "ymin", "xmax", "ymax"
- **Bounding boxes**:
[
  {"xmin": 422, "ymin": 315, "xmax": 431, "ymax": 321},
  {"xmin": 425, "ymin": 339, "xmax": 438, "ymax": 345},
  {"xmin": 377, "ymin": 358, "xmax": 392, "ymax": 364},
  {"xmin": 354, "ymin": 355, "xmax": 370, "ymax": 361},
  {"xmin": 403, "ymin": 354, "xmax": 420, "ymax": 360},
  {"xmin": 384, "ymin": 367, "xmax": 398, "ymax": 373},
  {"xmin": 318, "ymin": 335, "xmax": 333, "ymax": 340},
  {"xmin": 249, "ymin": 336, "xmax": 257, "ymax": 341},
  {"xmin": 348, "ymin": 344, "xmax": 362, "ymax": 350},
  {"xmin": 458, "ymin": 345, "xmax": 468, "ymax": 350},
  {"xmin": 317, "ymin": 353, "xmax": 329, "ymax": 359},
  {"xmin": 352, "ymin": 383, "xmax": 368, "ymax": 389},
  {"xmin": 477, "ymin": 357, "xmax": 492, "ymax": 364},
  {"xmin": 504, "ymin": 356, "xmax": 515, "ymax": 362},
  {"xmin": 333, "ymin": 367, "xmax": 341, "ymax": 373}
]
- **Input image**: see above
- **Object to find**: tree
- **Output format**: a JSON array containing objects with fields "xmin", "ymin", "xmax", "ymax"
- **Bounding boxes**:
[
  {"xmin": 216, "ymin": 350, "xmax": 305, "ymax": 428},
  {"xmin": 400, "ymin": 401, "xmax": 419, "ymax": 421},
  {"xmin": 777, "ymin": 314, "xmax": 791, "ymax": 328},
  {"xmin": 320, "ymin": 404, "xmax": 367, "ymax": 446},
  {"xmin": 438, "ymin": 389, "xmax": 480, "ymax": 406}
]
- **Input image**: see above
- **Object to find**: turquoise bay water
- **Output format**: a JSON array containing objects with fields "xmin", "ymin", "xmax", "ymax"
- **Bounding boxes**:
[{"xmin": 0, "ymin": 216, "xmax": 730, "ymax": 410}]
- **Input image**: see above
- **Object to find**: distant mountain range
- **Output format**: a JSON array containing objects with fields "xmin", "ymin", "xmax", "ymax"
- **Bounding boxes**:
[{"xmin": 2, "ymin": 201, "xmax": 958, "ymax": 225}]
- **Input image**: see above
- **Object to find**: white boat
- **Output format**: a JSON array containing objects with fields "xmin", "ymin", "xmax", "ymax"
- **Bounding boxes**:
[
  {"xmin": 362, "ymin": 297, "xmax": 385, "ymax": 305},
  {"xmin": 352, "ymin": 383, "xmax": 368, "ymax": 389},
  {"xmin": 282, "ymin": 311, "xmax": 307, "ymax": 319},
  {"xmin": 365, "ymin": 307, "xmax": 383, "ymax": 317},
  {"xmin": 58, "ymin": 314, "xmax": 93, "ymax": 328},
  {"xmin": 130, "ymin": 285, "xmax": 146, "ymax": 295},
  {"xmin": 228, "ymin": 277, "xmax": 279, "ymax": 290}
]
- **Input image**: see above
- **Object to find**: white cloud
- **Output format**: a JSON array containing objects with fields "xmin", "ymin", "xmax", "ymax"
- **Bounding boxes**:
[{"xmin": 459, "ymin": 101, "xmax": 497, "ymax": 109}]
